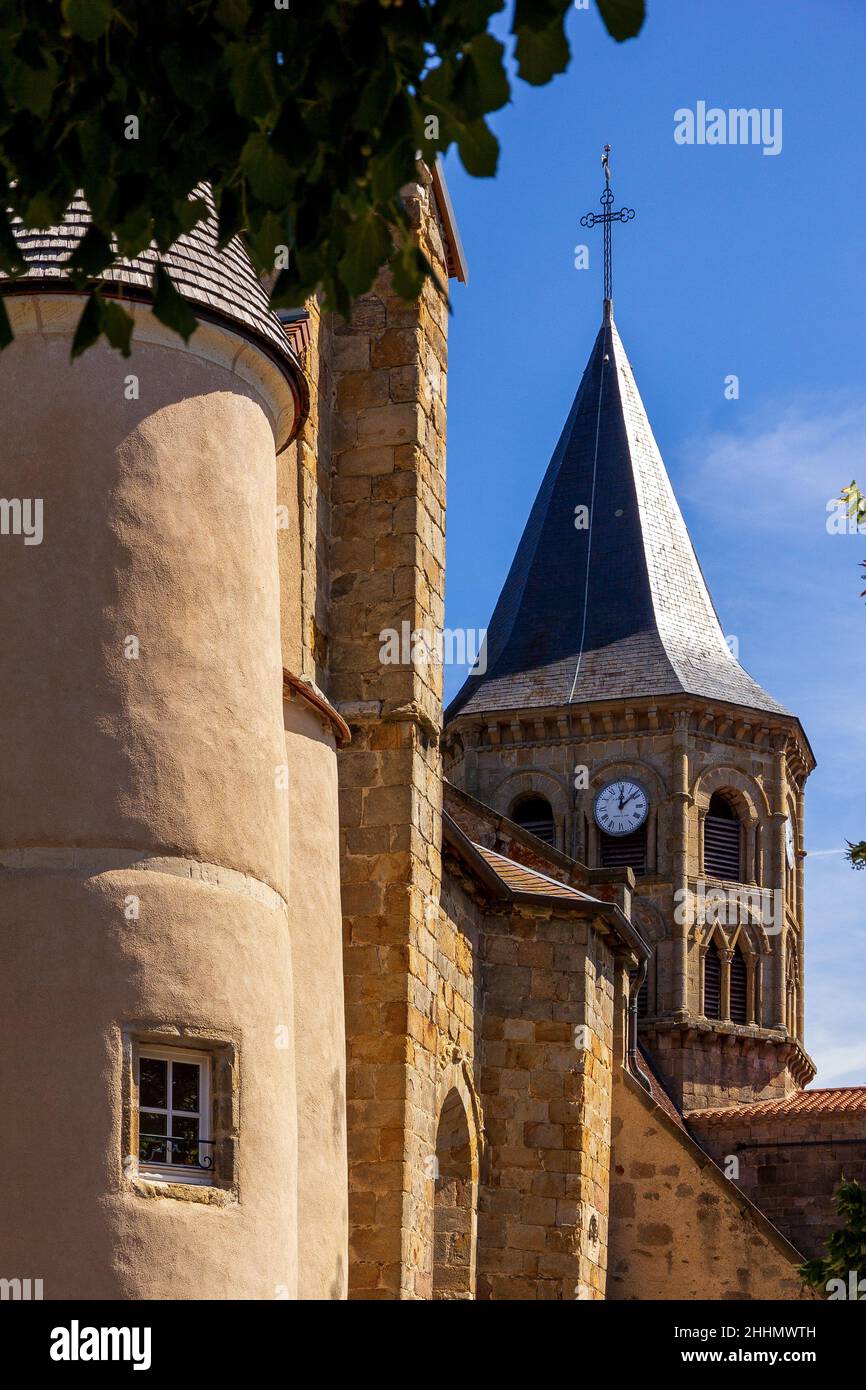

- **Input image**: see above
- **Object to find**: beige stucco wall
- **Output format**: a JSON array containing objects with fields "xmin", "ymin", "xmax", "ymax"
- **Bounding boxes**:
[
  {"xmin": 0, "ymin": 865, "xmax": 297, "ymax": 1299},
  {"xmin": 607, "ymin": 1069, "xmax": 810, "ymax": 1300},
  {"xmin": 284, "ymin": 694, "xmax": 348, "ymax": 1298},
  {"xmin": 0, "ymin": 297, "xmax": 292, "ymax": 890},
  {"xmin": 0, "ymin": 295, "xmax": 301, "ymax": 1298}
]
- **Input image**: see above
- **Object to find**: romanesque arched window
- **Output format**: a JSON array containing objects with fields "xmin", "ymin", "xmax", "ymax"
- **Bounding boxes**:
[
  {"xmin": 730, "ymin": 945, "xmax": 749, "ymax": 1025},
  {"xmin": 785, "ymin": 807, "xmax": 797, "ymax": 912},
  {"xmin": 703, "ymin": 939, "xmax": 722, "ymax": 1020},
  {"xmin": 511, "ymin": 795, "xmax": 555, "ymax": 847},
  {"xmin": 785, "ymin": 937, "xmax": 799, "ymax": 1038},
  {"xmin": 432, "ymin": 1088, "xmax": 475, "ymax": 1299},
  {"xmin": 704, "ymin": 793, "xmax": 742, "ymax": 881}
]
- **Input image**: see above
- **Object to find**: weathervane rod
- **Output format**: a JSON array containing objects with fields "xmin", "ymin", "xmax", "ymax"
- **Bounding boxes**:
[{"xmin": 580, "ymin": 144, "xmax": 635, "ymax": 308}]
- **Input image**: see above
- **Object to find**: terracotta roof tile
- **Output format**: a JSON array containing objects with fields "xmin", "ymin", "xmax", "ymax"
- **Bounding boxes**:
[
  {"xmin": 691, "ymin": 1086, "xmax": 866, "ymax": 1125},
  {"xmin": 473, "ymin": 843, "xmax": 597, "ymax": 903},
  {"xmin": 638, "ymin": 1046, "xmax": 687, "ymax": 1131}
]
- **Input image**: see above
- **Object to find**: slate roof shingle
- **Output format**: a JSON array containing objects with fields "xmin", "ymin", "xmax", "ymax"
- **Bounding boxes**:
[
  {"xmin": 447, "ymin": 305, "xmax": 788, "ymax": 721},
  {"xmin": 1, "ymin": 192, "xmax": 298, "ymax": 374}
]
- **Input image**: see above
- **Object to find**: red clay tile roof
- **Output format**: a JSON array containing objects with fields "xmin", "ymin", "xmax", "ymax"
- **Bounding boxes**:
[
  {"xmin": 473, "ymin": 844, "xmax": 597, "ymax": 903},
  {"xmin": 690, "ymin": 1086, "xmax": 866, "ymax": 1125},
  {"xmin": 636, "ymin": 1046, "xmax": 687, "ymax": 1131}
]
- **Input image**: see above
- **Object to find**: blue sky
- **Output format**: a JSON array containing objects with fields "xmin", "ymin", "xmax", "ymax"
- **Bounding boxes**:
[{"xmin": 440, "ymin": 0, "xmax": 866, "ymax": 1086}]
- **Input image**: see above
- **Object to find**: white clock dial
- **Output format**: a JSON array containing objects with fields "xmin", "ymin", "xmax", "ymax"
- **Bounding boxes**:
[
  {"xmin": 594, "ymin": 779, "xmax": 649, "ymax": 836},
  {"xmin": 785, "ymin": 816, "xmax": 796, "ymax": 869}
]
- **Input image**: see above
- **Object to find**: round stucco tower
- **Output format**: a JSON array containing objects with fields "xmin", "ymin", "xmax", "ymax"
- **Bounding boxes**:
[{"xmin": 0, "ymin": 202, "xmax": 311, "ymax": 1298}]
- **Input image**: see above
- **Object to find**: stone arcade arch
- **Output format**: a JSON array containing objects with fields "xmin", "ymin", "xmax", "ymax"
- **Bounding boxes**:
[
  {"xmin": 693, "ymin": 765, "xmax": 768, "ymax": 887},
  {"xmin": 432, "ymin": 1087, "xmax": 477, "ymax": 1299},
  {"xmin": 493, "ymin": 768, "xmax": 570, "ymax": 851}
]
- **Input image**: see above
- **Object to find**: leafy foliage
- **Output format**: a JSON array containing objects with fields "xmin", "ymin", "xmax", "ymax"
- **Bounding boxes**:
[
  {"xmin": 846, "ymin": 841, "xmax": 866, "ymax": 870},
  {"xmin": 800, "ymin": 1179, "xmax": 866, "ymax": 1295},
  {"xmin": 0, "ymin": 0, "xmax": 644, "ymax": 353}
]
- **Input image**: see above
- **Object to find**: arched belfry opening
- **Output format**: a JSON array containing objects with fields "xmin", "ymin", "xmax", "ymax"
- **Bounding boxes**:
[
  {"xmin": 704, "ymin": 793, "xmax": 742, "ymax": 881},
  {"xmin": 703, "ymin": 938, "xmax": 723, "ymax": 1020},
  {"xmin": 730, "ymin": 943, "xmax": 749, "ymax": 1025},
  {"xmin": 599, "ymin": 822, "xmax": 647, "ymax": 875},
  {"xmin": 786, "ymin": 935, "xmax": 800, "ymax": 1038},
  {"xmin": 511, "ymin": 794, "xmax": 556, "ymax": 847},
  {"xmin": 432, "ymin": 1088, "xmax": 476, "ymax": 1300}
]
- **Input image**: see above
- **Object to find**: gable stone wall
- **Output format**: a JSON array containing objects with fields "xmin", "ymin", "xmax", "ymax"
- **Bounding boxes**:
[{"xmin": 608, "ymin": 1070, "xmax": 813, "ymax": 1300}]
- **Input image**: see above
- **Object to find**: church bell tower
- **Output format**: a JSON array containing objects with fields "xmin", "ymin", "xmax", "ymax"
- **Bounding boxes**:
[{"xmin": 444, "ymin": 152, "xmax": 815, "ymax": 1113}]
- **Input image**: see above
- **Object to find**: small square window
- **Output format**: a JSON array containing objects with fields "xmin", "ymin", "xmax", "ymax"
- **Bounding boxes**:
[{"xmin": 135, "ymin": 1045, "xmax": 213, "ymax": 1186}]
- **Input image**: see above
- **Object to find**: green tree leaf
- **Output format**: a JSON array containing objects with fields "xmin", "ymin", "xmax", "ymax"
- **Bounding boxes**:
[
  {"xmin": 338, "ymin": 212, "xmax": 393, "ymax": 297},
  {"xmin": 456, "ymin": 118, "xmax": 499, "ymax": 177},
  {"xmin": 215, "ymin": 0, "xmax": 252, "ymax": 36},
  {"xmin": 846, "ymin": 841, "xmax": 866, "ymax": 870},
  {"xmin": 800, "ymin": 1179, "xmax": 866, "ymax": 1294},
  {"xmin": 68, "ymin": 225, "xmax": 113, "ymax": 282},
  {"xmin": 0, "ymin": 0, "xmax": 648, "ymax": 354},
  {"xmin": 100, "ymin": 298, "xmax": 134, "ymax": 356},
  {"xmin": 71, "ymin": 292, "xmax": 104, "ymax": 358},
  {"xmin": 455, "ymin": 35, "xmax": 510, "ymax": 119},
  {"xmin": 240, "ymin": 133, "xmax": 292, "ymax": 205},
  {"xmin": 596, "ymin": 0, "xmax": 646, "ymax": 42},
  {"xmin": 7, "ymin": 59, "xmax": 57, "ymax": 118},
  {"xmin": 151, "ymin": 264, "xmax": 197, "ymax": 344},
  {"xmin": 0, "ymin": 297, "xmax": 12, "ymax": 351},
  {"xmin": 513, "ymin": 21, "xmax": 569, "ymax": 86},
  {"xmin": 62, "ymin": 0, "xmax": 113, "ymax": 43}
]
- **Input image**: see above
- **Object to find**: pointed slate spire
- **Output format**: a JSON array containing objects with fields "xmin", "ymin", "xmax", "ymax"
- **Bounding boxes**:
[{"xmin": 447, "ymin": 303, "xmax": 789, "ymax": 721}]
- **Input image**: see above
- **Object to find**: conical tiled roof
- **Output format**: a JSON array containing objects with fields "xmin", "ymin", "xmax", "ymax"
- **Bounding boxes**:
[
  {"xmin": 0, "ymin": 191, "xmax": 300, "ymax": 377},
  {"xmin": 447, "ymin": 303, "xmax": 789, "ymax": 721}
]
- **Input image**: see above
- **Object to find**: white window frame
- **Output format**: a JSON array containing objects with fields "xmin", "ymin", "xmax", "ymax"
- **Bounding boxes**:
[{"xmin": 135, "ymin": 1044, "xmax": 212, "ymax": 1186}]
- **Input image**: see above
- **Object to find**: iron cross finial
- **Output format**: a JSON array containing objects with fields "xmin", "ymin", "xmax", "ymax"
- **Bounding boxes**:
[{"xmin": 581, "ymin": 144, "xmax": 635, "ymax": 304}]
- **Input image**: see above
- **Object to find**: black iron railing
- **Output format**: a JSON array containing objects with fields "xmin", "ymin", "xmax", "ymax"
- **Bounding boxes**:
[{"xmin": 139, "ymin": 1135, "xmax": 215, "ymax": 1170}]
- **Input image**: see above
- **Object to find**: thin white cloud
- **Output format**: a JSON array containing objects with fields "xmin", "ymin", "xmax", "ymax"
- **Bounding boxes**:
[
  {"xmin": 676, "ymin": 393, "xmax": 866, "ymax": 1086},
  {"xmin": 678, "ymin": 391, "xmax": 866, "ymax": 532}
]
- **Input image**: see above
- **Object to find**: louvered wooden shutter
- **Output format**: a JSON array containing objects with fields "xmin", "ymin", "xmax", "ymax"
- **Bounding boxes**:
[
  {"xmin": 704, "ymin": 795, "xmax": 741, "ymax": 880},
  {"xmin": 512, "ymin": 797, "xmax": 555, "ymax": 846},
  {"xmin": 704, "ymin": 942, "xmax": 722, "ymax": 1019},
  {"xmin": 600, "ymin": 823, "xmax": 647, "ymax": 875},
  {"xmin": 730, "ymin": 949, "xmax": 748, "ymax": 1024}
]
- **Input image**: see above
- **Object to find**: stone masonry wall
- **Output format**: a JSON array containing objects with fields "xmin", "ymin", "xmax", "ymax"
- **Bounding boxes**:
[
  {"xmin": 447, "ymin": 696, "xmax": 814, "ymax": 1114},
  {"xmin": 278, "ymin": 297, "xmax": 332, "ymax": 684},
  {"xmin": 688, "ymin": 1109, "xmax": 866, "ymax": 1261},
  {"xmin": 608, "ymin": 1070, "xmax": 812, "ymax": 1299},
  {"xmin": 476, "ymin": 908, "xmax": 616, "ymax": 1300},
  {"xmin": 327, "ymin": 173, "xmax": 455, "ymax": 1297}
]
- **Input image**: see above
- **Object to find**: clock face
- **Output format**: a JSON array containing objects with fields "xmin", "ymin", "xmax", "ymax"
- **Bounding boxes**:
[
  {"xmin": 594, "ymin": 779, "xmax": 649, "ymax": 836},
  {"xmin": 785, "ymin": 816, "xmax": 796, "ymax": 869}
]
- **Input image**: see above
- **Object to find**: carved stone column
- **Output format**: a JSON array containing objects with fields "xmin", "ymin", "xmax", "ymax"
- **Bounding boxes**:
[
  {"xmin": 770, "ymin": 738, "xmax": 788, "ymax": 1029},
  {"xmin": 671, "ymin": 709, "xmax": 692, "ymax": 1018}
]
